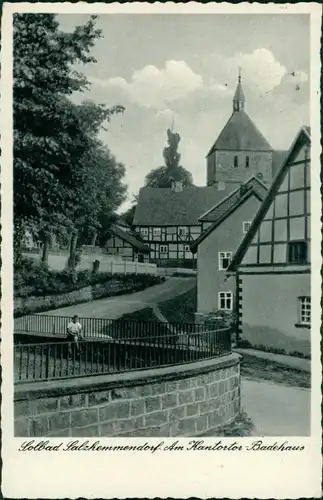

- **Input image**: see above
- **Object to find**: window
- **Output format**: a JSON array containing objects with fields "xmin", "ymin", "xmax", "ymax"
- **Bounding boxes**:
[
  {"xmin": 287, "ymin": 241, "xmax": 308, "ymax": 264},
  {"xmin": 234, "ymin": 156, "xmax": 238, "ymax": 168},
  {"xmin": 218, "ymin": 292, "xmax": 233, "ymax": 311},
  {"xmin": 153, "ymin": 227, "xmax": 161, "ymax": 237},
  {"xmin": 140, "ymin": 228, "xmax": 148, "ymax": 237},
  {"xmin": 159, "ymin": 245, "xmax": 168, "ymax": 254},
  {"xmin": 185, "ymin": 245, "xmax": 191, "ymax": 252},
  {"xmin": 299, "ymin": 296, "xmax": 311, "ymax": 325},
  {"xmin": 243, "ymin": 221, "xmax": 251, "ymax": 233},
  {"xmin": 245, "ymin": 156, "xmax": 250, "ymax": 168},
  {"xmin": 178, "ymin": 226, "xmax": 188, "ymax": 236},
  {"xmin": 218, "ymin": 251, "xmax": 232, "ymax": 270}
]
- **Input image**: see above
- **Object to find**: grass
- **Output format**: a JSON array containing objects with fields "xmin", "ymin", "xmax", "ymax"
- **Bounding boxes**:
[
  {"xmin": 159, "ymin": 286, "xmax": 197, "ymax": 324},
  {"xmin": 240, "ymin": 353, "xmax": 310, "ymax": 389},
  {"xmin": 201, "ymin": 412, "xmax": 254, "ymax": 437}
]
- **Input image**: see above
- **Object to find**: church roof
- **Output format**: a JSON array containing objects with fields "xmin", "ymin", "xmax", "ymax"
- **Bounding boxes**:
[
  {"xmin": 207, "ymin": 110, "xmax": 272, "ymax": 156},
  {"xmin": 133, "ymin": 183, "xmax": 240, "ymax": 226},
  {"xmin": 233, "ymin": 81, "xmax": 245, "ymax": 103}
]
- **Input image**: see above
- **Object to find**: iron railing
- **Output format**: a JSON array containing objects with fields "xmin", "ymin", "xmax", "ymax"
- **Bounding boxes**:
[
  {"xmin": 14, "ymin": 327, "xmax": 232, "ymax": 383},
  {"xmin": 14, "ymin": 314, "xmax": 230, "ymax": 341}
]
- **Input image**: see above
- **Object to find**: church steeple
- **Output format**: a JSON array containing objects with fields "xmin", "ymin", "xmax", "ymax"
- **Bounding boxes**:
[{"xmin": 233, "ymin": 68, "xmax": 245, "ymax": 112}]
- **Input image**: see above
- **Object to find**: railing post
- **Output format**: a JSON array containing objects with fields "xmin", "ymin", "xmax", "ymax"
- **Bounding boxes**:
[{"xmin": 45, "ymin": 345, "xmax": 50, "ymax": 379}]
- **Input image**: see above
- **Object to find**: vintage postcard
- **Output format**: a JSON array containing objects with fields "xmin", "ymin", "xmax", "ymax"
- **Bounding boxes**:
[{"xmin": 1, "ymin": 1, "xmax": 322, "ymax": 498}]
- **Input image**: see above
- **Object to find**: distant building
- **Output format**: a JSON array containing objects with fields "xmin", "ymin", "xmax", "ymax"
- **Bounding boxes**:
[
  {"xmin": 227, "ymin": 126, "xmax": 311, "ymax": 355},
  {"xmin": 133, "ymin": 180, "xmax": 241, "ymax": 267},
  {"xmin": 206, "ymin": 71, "xmax": 274, "ymax": 187},
  {"xmin": 105, "ymin": 220, "xmax": 150, "ymax": 262},
  {"xmin": 191, "ymin": 176, "xmax": 268, "ymax": 320}
]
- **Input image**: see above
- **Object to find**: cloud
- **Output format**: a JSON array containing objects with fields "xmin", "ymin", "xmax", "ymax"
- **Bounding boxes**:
[{"xmin": 106, "ymin": 60, "xmax": 203, "ymax": 109}]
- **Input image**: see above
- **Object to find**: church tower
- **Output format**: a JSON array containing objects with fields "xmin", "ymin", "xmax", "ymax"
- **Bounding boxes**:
[{"xmin": 206, "ymin": 70, "xmax": 273, "ymax": 187}]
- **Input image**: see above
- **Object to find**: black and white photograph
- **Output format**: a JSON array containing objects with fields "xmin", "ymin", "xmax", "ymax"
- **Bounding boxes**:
[{"xmin": 1, "ymin": 2, "xmax": 322, "ymax": 498}]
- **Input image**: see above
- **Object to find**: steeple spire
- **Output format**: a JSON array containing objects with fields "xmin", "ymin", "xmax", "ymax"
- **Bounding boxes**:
[{"xmin": 233, "ymin": 67, "xmax": 245, "ymax": 112}]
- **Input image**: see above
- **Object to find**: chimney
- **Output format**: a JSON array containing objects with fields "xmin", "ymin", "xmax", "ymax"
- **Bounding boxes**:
[
  {"xmin": 217, "ymin": 181, "xmax": 226, "ymax": 191},
  {"xmin": 172, "ymin": 180, "xmax": 183, "ymax": 192}
]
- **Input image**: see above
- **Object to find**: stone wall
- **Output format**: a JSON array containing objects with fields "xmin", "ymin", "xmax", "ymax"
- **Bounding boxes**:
[
  {"xmin": 14, "ymin": 353, "xmax": 241, "ymax": 437},
  {"xmin": 14, "ymin": 277, "xmax": 160, "ymax": 316}
]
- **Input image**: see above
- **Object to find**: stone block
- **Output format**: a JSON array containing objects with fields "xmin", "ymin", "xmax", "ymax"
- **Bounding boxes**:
[
  {"xmin": 165, "ymin": 380, "xmax": 178, "ymax": 392},
  {"xmin": 60, "ymin": 393, "xmax": 87, "ymax": 410},
  {"xmin": 14, "ymin": 418, "xmax": 29, "ymax": 436},
  {"xmin": 178, "ymin": 389, "xmax": 194, "ymax": 405},
  {"xmin": 48, "ymin": 412, "xmax": 71, "ymax": 432},
  {"xmin": 99, "ymin": 421, "xmax": 115, "ymax": 436},
  {"xmin": 71, "ymin": 425, "xmax": 100, "ymax": 437},
  {"xmin": 145, "ymin": 396, "xmax": 161, "ymax": 413},
  {"xmin": 111, "ymin": 387, "xmax": 133, "ymax": 400},
  {"xmin": 186, "ymin": 403, "xmax": 199, "ymax": 417},
  {"xmin": 140, "ymin": 424, "xmax": 171, "ymax": 437},
  {"xmin": 161, "ymin": 392, "xmax": 178, "ymax": 409},
  {"xmin": 168, "ymin": 406, "xmax": 185, "ymax": 423},
  {"xmin": 130, "ymin": 399, "xmax": 145, "ymax": 417},
  {"xmin": 88, "ymin": 390, "xmax": 111, "ymax": 407},
  {"xmin": 30, "ymin": 397, "xmax": 59, "ymax": 415},
  {"xmin": 194, "ymin": 387, "xmax": 205, "ymax": 402},
  {"xmin": 208, "ymin": 382, "xmax": 219, "ymax": 398},
  {"xmin": 29, "ymin": 416, "xmax": 48, "ymax": 436},
  {"xmin": 177, "ymin": 378, "xmax": 191, "ymax": 390},
  {"xmin": 114, "ymin": 416, "xmax": 144, "ymax": 435},
  {"xmin": 218, "ymin": 381, "xmax": 225, "ymax": 395},
  {"xmin": 14, "ymin": 400, "xmax": 30, "ymax": 418},
  {"xmin": 195, "ymin": 414, "xmax": 208, "ymax": 434},
  {"xmin": 145, "ymin": 410, "xmax": 168, "ymax": 427},
  {"xmin": 70, "ymin": 408, "xmax": 98, "ymax": 428},
  {"xmin": 99, "ymin": 401, "xmax": 130, "ymax": 422},
  {"xmin": 149, "ymin": 382, "xmax": 166, "ymax": 396},
  {"xmin": 210, "ymin": 410, "xmax": 225, "ymax": 429}
]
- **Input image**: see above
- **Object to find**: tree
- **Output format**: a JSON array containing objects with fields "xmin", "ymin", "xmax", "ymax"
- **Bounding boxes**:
[
  {"xmin": 120, "ymin": 194, "xmax": 138, "ymax": 228},
  {"xmin": 13, "ymin": 14, "xmax": 126, "ymax": 265},
  {"xmin": 67, "ymin": 141, "xmax": 127, "ymax": 268},
  {"xmin": 145, "ymin": 128, "xmax": 194, "ymax": 188}
]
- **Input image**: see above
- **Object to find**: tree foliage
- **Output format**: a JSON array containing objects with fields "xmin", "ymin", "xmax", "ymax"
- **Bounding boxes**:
[
  {"xmin": 145, "ymin": 128, "xmax": 194, "ymax": 188},
  {"xmin": 13, "ymin": 14, "xmax": 127, "ymax": 267}
]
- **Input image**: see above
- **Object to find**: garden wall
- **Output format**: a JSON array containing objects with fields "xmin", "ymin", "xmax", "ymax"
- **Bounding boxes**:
[
  {"xmin": 14, "ymin": 353, "xmax": 241, "ymax": 437},
  {"xmin": 14, "ymin": 277, "xmax": 159, "ymax": 316}
]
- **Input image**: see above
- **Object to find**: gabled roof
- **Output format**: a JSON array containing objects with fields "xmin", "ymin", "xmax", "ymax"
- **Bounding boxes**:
[
  {"xmin": 198, "ymin": 176, "xmax": 268, "ymax": 223},
  {"xmin": 206, "ymin": 110, "xmax": 272, "ymax": 156},
  {"xmin": 191, "ymin": 176, "xmax": 268, "ymax": 253},
  {"xmin": 107, "ymin": 224, "xmax": 150, "ymax": 252},
  {"xmin": 133, "ymin": 183, "xmax": 241, "ymax": 226},
  {"xmin": 227, "ymin": 125, "xmax": 311, "ymax": 272}
]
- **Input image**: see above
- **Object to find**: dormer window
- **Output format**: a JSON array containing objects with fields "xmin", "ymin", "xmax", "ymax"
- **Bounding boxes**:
[
  {"xmin": 234, "ymin": 156, "xmax": 238, "ymax": 168},
  {"xmin": 246, "ymin": 156, "xmax": 250, "ymax": 168}
]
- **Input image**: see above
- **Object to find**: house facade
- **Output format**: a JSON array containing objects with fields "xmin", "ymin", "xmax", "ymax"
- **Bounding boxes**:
[
  {"xmin": 133, "ymin": 181, "xmax": 241, "ymax": 267},
  {"xmin": 227, "ymin": 127, "xmax": 311, "ymax": 355},
  {"xmin": 191, "ymin": 177, "xmax": 268, "ymax": 320},
  {"xmin": 105, "ymin": 222, "xmax": 150, "ymax": 262}
]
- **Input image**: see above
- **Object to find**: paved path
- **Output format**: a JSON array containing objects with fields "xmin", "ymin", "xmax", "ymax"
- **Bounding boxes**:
[
  {"xmin": 235, "ymin": 348, "xmax": 310, "ymax": 372},
  {"xmin": 241, "ymin": 378, "xmax": 310, "ymax": 436},
  {"xmin": 39, "ymin": 277, "xmax": 196, "ymax": 319}
]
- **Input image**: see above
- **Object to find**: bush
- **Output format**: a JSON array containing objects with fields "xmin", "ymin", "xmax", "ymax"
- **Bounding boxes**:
[{"xmin": 14, "ymin": 257, "xmax": 163, "ymax": 298}]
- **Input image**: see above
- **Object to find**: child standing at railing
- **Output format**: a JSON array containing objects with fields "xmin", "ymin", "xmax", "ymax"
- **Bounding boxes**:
[{"xmin": 67, "ymin": 315, "xmax": 83, "ymax": 356}]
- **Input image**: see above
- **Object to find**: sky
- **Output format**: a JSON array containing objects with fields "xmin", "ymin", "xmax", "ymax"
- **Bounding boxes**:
[{"xmin": 58, "ymin": 14, "xmax": 310, "ymax": 210}]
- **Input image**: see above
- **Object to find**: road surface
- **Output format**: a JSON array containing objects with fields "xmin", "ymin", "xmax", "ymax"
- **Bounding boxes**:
[{"xmin": 241, "ymin": 378, "xmax": 310, "ymax": 436}]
